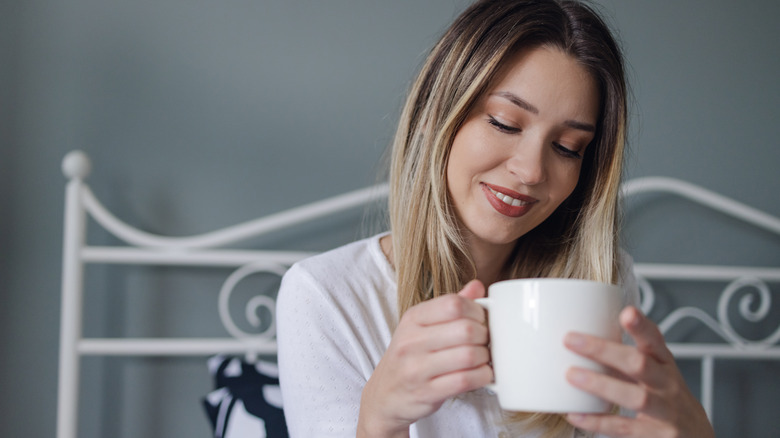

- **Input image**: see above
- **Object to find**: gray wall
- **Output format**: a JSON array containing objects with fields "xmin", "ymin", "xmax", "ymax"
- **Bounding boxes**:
[{"xmin": 2, "ymin": 0, "xmax": 779, "ymax": 436}]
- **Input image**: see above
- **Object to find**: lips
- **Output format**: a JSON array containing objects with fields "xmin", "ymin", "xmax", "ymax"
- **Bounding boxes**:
[{"xmin": 481, "ymin": 183, "xmax": 537, "ymax": 217}]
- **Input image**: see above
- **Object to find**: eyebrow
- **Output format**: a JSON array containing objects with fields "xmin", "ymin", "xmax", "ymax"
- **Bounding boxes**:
[
  {"xmin": 492, "ymin": 91, "xmax": 539, "ymax": 115},
  {"xmin": 490, "ymin": 91, "xmax": 597, "ymax": 133}
]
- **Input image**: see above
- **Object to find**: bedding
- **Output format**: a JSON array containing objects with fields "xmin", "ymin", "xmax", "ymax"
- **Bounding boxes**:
[{"xmin": 203, "ymin": 355, "xmax": 288, "ymax": 438}]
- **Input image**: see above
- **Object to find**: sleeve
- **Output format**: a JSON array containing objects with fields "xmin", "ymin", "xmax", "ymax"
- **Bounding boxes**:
[{"xmin": 276, "ymin": 263, "xmax": 369, "ymax": 438}]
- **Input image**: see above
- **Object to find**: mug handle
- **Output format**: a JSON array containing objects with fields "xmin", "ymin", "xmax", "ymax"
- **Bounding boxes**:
[{"xmin": 474, "ymin": 297, "xmax": 498, "ymax": 394}]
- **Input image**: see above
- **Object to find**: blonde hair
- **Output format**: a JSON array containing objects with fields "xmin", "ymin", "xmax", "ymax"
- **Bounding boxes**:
[{"xmin": 387, "ymin": 0, "xmax": 628, "ymax": 435}]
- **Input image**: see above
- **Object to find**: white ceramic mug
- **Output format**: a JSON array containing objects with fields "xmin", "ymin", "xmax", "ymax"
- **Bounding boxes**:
[{"xmin": 476, "ymin": 278, "xmax": 622, "ymax": 413}]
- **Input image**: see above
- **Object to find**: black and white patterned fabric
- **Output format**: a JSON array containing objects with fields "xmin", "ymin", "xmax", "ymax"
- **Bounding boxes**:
[{"xmin": 203, "ymin": 355, "xmax": 288, "ymax": 438}]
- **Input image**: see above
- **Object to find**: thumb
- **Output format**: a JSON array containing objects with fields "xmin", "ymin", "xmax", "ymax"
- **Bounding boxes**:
[{"xmin": 458, "ymin": 279, "xmax": 486, "ymax": 300}]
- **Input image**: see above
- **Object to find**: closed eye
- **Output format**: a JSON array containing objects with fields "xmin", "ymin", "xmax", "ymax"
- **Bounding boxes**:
[
  {"xmin": 487, "ymin": 116, "xmax": 521, "ymax": 134},
  {"xmin": 553, "ymin": 142, "xmax": 582, "ymax": 159}
]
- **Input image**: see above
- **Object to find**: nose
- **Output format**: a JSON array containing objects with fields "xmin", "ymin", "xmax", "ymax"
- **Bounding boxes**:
[{"xmin": 506, "ymin": 138, "xmax": 547, "ymax": 186}]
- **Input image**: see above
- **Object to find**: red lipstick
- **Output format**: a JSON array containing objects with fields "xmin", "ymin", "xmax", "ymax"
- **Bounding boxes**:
[{"xmin": 481, "ymin": 183, "xmax": 537, "ymax": 218}]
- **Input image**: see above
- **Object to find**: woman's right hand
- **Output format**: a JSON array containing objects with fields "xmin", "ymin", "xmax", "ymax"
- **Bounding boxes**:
[{"xmin": 357, "ymin": 280, "xmax": 493, "ymax": 437}]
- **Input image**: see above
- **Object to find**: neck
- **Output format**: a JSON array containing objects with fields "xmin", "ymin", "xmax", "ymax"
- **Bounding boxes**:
[{"xmin": 465, "ymin": 237, "xmax": 516, "ymax": 287}]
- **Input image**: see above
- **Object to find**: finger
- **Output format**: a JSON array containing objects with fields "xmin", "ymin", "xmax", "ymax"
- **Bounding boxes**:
[
  {"xmin": 566, "ymin": 367, "xmax": 667, "ymax": 417},
  {"xmin": 566, "ymin": 412, "xmax": 674, "ymax": 438},
  {"xmin": 455, "ymin": 280, "xmax": 487, "ymax": 323},
  {"xmin": 428, "ymin": 363, "xmax": 493, "ymax": 401},
  {"xmin": 456, "ymin": 280, "xmax": 486, "ymax": 323},
  {"xmin": 407, "ymin": 291, "xmax": 486, "ymax": 326},
  {"xmin": 423, "ymin": 345, "xmax": 490, "ymax": 380},
  {"xmin": 621, "ymin": 306, "xmax": 674, "ymax": 363},
  {"xmin": 564, "ymin": 332, "xmax": 666, "ymax": 386},
  {"xmin": 457, "ymin": 279, "xmax": 486, "ymax": 300},
  {"xmin": 424, "ymin": 318, "xmax": 489, "ymax": 352}
]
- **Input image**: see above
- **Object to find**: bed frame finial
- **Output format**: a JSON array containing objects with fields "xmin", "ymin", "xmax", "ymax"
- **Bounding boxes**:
[{"xmin": 62, "ymin": 150, "xmax": 91, "ymax": 180}]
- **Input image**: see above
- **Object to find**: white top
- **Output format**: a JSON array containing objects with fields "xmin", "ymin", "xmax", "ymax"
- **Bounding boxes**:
[{"xmin": 277, "ymin": 233, "xmax": 639, "ymax": 438}]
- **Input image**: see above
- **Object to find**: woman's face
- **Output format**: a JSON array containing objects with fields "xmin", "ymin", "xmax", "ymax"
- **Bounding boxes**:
[{"xmin": 447, "ymin": 45, "xmax": 600, "ymax": 257}]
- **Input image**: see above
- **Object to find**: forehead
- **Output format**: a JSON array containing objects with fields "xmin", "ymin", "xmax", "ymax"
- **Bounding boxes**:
[{"xmin": 485, "ymin": 45, "xmax": 600, "ymax": 123}]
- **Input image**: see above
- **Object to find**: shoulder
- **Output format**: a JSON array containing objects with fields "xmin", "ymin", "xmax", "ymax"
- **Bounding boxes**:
[
  {"xmin": 277, "ymin": 233, "xmax": 396, "ymax": 318},
  {"xmin": 282, "ymin": 233, "xmax": 393, "ymax": 292},
  {"xmin": 293, "ymin": 234, "xmax": 383, "ymax": 275},
  {"xmin": 276, "ymin": 234, "xmax": 398, "ymax": 378}
]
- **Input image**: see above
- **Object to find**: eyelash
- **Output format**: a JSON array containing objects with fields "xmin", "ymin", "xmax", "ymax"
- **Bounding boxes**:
[
  {"xmin": 487, "ymin": 116, "xmax": 520, "ymax": 134},
  {"xmin": 553, "ymin": 142, "xmax": 582, "ymax": 159},
  {"xmin": 487, "ymin": 116, "xmax": 583, "ymax": 160}
]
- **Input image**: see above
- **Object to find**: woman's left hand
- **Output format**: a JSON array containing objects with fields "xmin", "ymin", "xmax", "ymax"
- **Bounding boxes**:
[{"xmin": 563, "ymin": 306, "xmax": 715, "ymax": 438}]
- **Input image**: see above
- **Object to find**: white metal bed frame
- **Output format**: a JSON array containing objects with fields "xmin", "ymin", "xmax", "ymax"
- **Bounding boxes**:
[{"xmin": 57, "ymin": 150, "xmax": 780, "ymax": 438}]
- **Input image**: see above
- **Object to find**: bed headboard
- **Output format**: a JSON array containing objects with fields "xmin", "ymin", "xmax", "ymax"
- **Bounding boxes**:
[{"xmin": 57, "ymin": 150, "xmax": 780, "ymax": 438}]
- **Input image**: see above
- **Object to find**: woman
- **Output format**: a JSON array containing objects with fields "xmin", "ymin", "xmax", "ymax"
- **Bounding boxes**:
[{"xmin": 277, "ymin": 1, "xmax": 714, "ymax": 437}]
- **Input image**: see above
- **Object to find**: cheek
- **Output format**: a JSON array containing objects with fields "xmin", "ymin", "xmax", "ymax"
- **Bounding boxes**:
[
  {"xmin": 447, "ymin": 128, "xmax": 481, "ymax": 188},
  {"xmin": 552, "ymin": 163, "xmax": 583, "ymax": 202},
  {"xmin": 445, "ymin": 138, "xmax": 462, "ymax": 191},
  {"xmin": 450, "ymin": 124, "xmax": 506, "ymax": 174}
]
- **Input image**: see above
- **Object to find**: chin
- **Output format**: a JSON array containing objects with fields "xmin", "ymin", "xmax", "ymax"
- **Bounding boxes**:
[{"xmin": 470, "ymin": 228, "xmax": 526, "ymax": 248}]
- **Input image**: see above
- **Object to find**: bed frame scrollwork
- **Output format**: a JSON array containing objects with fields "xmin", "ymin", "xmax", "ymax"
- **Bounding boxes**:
[{"xmin": 57, "ymin": 151, "xmax": 780, "ymax": 438}]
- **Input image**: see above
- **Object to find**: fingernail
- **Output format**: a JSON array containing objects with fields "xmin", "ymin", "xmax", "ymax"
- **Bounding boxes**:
[
  {"xmin": 622, "ymin": 306, "xmax": 641, "ymax": 328},
  {"xmin": 632, "ymin": 309, "xmax": 643, "ymax": 326},
  {"xmin": 564, "ymin": 333, "xmax": 586, "ymax": 349},
  {"xmin": 567, "ymin": 368, "xmax": 588, "ymax": 384},
  {"xmin": 567, "ymin": 413, "xmax": 587, "ymax": 424}
]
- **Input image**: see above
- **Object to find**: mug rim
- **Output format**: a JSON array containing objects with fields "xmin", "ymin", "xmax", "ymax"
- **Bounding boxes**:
[{"xmin": 487, "ymin": 278, "xmax": 621, "ymax": 295}]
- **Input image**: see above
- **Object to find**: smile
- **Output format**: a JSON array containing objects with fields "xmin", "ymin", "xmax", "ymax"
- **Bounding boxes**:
[
  {"xmin": 481, "ymin": 183, "xmax": 537, "ymax": 218},
  {"xmin": 485, "ymin": 185, "xmax": 530, "ymax": 207}
]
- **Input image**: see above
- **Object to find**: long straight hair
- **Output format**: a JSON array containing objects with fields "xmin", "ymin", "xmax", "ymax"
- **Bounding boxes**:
[{"xmin": 388, "ymin": 0, "xmax": 628, "ymax": 436}]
